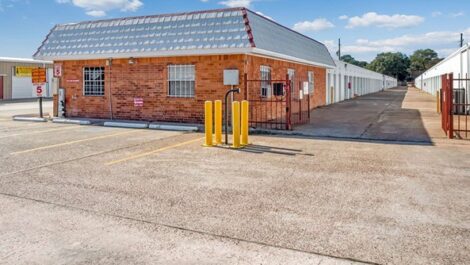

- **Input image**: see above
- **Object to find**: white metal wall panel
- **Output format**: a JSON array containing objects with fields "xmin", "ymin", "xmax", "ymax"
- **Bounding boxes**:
[
  {"xmin": 325, "ymin": 60, "xmax": 397, "ymax": 105},
  {"xmin": 415, "ymin": 44, "xmax": 470, "ymax": 96},
  {"xmin": 12, "ymin": 76, "xmax": 33, "ymax": 99}
]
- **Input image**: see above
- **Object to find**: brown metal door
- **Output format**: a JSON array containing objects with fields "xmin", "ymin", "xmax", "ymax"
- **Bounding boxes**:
[{"xmin": 0, "ymin": 76, "xmax": 3, "ymax": 99}]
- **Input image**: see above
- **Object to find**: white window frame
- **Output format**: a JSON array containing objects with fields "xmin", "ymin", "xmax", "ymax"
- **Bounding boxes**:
[
  {"xmin": 260, "ymin": 65, "xmax": 271, "ymax": 98},
  {"xmin": 308, "ymin": 71, "xmax": 314, "ymax": 94},
  {"xmin": 83, "ymin": 67, "xmax": 105, "ymax": 96},
  {"xmin": 168, "ymin": 64, "xmax": 195, "ymax": 98}
]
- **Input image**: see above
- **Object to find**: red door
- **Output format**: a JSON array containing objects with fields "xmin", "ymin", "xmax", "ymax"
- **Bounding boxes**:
[{"xmin": 0, "ymin": 76, "xmax": 3, "ymax": 99}]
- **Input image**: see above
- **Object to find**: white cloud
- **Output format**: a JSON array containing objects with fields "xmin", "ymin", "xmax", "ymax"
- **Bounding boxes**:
[
  {"xmin": 86, "ymin": 10, "xmax": 106, "ymax": 17},
  {"xmin": 56, "ymin": 0, "xmax": 143, "ymax": 17},
  {"xmin": 293, "ymin": 18, "xmax": 335, "ymax": 32},
  {"xmin": 255, "ymin": 11, "xmax": 273, "ymax": 21},
  {"xmin": 338, "ymin": 15, "xmax": 348, "ymax": 20},
  {"xmin": 451, "ymin": 12, "xmax": 464, "ymax": 17},
  {"xmin": 346, "ymin": 12, "xmax": 424, "ymax": 29},
  {"xmin": 431, "ymin": 11, "xmax": 442, "ymax": 17},
  {"xmin": 218, "ymin": 0, "xmax": 252, "ymax": 8},
  {"xmin": 324, "ymin": 28, "xmax": 470, "ymax": 61},
  {"xmin": 355, "ymin": 28, "xmax": 470, "ymax": 48}
]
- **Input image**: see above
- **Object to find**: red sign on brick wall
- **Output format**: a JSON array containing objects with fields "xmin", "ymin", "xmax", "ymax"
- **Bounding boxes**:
[{"xmin": 134, "ymin": 97, "xmax": 144, "ymax": 107}]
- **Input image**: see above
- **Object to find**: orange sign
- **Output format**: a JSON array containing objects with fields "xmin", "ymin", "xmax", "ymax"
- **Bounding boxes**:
[{"xmin": 32, "ymin": 68, "xmax": 47, "ymax": 84}]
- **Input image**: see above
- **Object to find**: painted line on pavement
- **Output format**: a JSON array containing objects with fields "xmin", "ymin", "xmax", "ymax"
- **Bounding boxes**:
[
  {"xmin": 11, "ymin": 130, "xmax": 139, "ymax": 155},
  {"xmin": 105, "ymin": 137, "xmax": 203, "ymax": 166},
  {"xmin": 0, "ymin": 125, "xmax": 78, "ymax": 139}
]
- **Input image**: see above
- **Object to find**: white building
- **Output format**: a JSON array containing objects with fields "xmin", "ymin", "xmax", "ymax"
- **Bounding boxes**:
[
  {"xmin": 326, "ymin": 60, "xmax": 397, "ymax": 105},
  {"xmin": 0, "ymin": 57, "xmax": 53, "ymax": 100},
  {"xmin": 415, "ymin": 44, "xmax": 469, "ymax": 96}
]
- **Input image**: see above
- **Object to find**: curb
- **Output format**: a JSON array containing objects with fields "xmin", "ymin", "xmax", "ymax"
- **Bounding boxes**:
[
  {"xmin": 52, "ymin": 118, "xmax": 92, "ymax": 125},
  {"xmin": 13, "ymin": 116, "xmax": 48, "ymax": 122},
  {"xmin": 104, "ymin": 121, "xmax": 149, "ymax": 129},
  {"xmin": 149, "ymin": 124, "xmax": 199, "ymax": 132}
]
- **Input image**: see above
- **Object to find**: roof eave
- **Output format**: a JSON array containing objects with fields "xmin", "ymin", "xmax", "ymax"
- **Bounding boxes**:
[
  {"xmin": 251, "ymin": 48, "xmax": 336, "ymax": 69},
  {"xmin": 33, "ymin": 47, "xmax": 254, "ymax": 61}
]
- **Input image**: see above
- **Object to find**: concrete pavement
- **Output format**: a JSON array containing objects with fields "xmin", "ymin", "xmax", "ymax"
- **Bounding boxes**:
[
  {"xmin": 296, "ymin": 87, "xmax": 445, "ymax": 143},
  {"xmin": 0, "ymin": 93, "xmax": 469, "ymax": 264}
]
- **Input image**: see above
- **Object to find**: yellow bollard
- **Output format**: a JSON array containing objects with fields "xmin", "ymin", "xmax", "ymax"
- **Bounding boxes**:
[
  {"xmin": 231, "ymin": 101, "xmax": 241, "ymax": 149},
  {"xmin": 436, "ymin": 92, "xmax": 441, "ymax": 114},
  {"xmin": 204, "ymin": 101, "xmax": 213, "ymax": 147},
  {"xmin": 214, "ymin": 100, "xmax": 222, "ymax": 145},
  {"xmin": 241, "ymin": 100, "xmax": 249, "ymax": 146}
]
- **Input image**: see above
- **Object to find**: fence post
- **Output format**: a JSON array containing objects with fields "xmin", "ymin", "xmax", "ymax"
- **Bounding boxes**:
[
  {"xmin": 286, "ymin": 74, "xmax": 291, "ymax": 130},
  {"xmin": 449, "ymin": 73, "xmax": 454, "ymax": 139}
]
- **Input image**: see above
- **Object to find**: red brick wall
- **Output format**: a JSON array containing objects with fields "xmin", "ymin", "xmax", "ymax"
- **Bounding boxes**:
[
  {"xmin": 245, "ymin": 55, "xmax": 326, "ymax": 107},
  {"xmin": 56, "ymin": 54, "xmax": 326, "ymax": 123}
]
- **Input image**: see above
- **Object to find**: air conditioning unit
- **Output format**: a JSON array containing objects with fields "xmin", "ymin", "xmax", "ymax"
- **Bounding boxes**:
[{"xmin": 453, "ymin": 88, "xmax": 466, "ymax": 114}]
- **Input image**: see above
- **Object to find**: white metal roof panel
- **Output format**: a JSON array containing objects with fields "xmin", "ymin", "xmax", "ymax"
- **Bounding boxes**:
[{"xmin": 34, "ymin": 8, "xmax": 335, "ymax": 68}]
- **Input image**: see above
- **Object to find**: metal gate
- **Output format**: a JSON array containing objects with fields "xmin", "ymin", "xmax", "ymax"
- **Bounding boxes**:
[
  {"xmin": 441, "ymin": 73, "xmax": 470, "ymax": 139},
  {"xmin": 244, "ymin": 74, "xmax": 310, "ymax": 130},
  {"xmin": 0, "ymin": 76, "xmax": 3, "ymax": 100}
]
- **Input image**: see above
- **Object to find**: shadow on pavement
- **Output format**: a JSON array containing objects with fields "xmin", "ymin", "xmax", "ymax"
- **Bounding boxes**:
[{"xmin": 289, "ymin": 87, "xmax": 441, "ymax": 146}]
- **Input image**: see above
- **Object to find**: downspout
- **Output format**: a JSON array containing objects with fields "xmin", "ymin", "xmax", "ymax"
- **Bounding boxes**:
[{"xmin": 107, "ymin": 58, "xmax": 113, "ymax": 120}]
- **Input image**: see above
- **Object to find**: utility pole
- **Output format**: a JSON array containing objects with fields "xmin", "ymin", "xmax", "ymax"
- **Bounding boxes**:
[{"xmin": 337, "ymin": 38, "xmax": 341, "ymax": 60}]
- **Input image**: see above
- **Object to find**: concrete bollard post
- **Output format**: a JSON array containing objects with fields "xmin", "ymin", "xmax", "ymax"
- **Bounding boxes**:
[
  {"xmin": 241, "ymin": 100, "xmax": 249, "ymax": 146},
  {"xmin": 204, "ymin": 101, "xmax": 213, "ymax": 147},
  {"xmin": 214, "ymin": 100, "xmax": 222, "ymax": 145},
  {"xmin": 231, "ymin": 101, "xmax": 241, "ymax": 149}
]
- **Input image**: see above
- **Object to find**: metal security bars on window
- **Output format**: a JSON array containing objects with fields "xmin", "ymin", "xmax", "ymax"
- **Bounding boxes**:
[
  {"xmin": 260, "ymin": 65, "xmax": 271, "ymax": 97},
  {"xmin": 288, "ymin": 69, "xmax": 295, "ymax": 97},
  {"xmin": 308, "ymin": 71, "xmax": 314, "ymax": 94},
  {"xmin": 83, "ymin": 67, "xmax": 105, "ymax": 96},
  {"xmin": 168, "ymin": 65, "xmax": 195, "ymax": 98}
]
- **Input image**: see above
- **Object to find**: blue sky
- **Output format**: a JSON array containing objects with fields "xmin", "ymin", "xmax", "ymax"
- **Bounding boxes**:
[{"xmin": 0, "ymin": 0, "xmax": 469, "ymax": 61}]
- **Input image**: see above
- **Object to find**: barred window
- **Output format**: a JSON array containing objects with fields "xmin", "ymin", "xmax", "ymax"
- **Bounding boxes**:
[
  {"xmin": 308, "ymin": 71, "xmax": 314, "ymax": 94},
  {"xmin": 83, "ymin": 67, "xmax": 105, "ymax": 96},
  {"xmin": 168, "ymin": 65, "xmax": 195, "ymax": 97},
  {"xmin": 288, "ymin": 69, "xmax": 295, "ymax": 96},
  {"xmin": 260, "ymin": 65, "xmax": 271, "ymax": 97}
]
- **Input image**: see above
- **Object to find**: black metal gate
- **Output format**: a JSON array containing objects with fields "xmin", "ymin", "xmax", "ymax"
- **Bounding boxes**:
[{"xmin": 244, "ymin": 74, "xmax": 311, "ymax": 130}]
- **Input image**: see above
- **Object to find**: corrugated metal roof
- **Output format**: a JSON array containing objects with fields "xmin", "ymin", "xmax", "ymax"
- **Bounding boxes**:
[
  {"xmin": 247, "ymin": 10, "xmax": 335, "ymax": 68},
  {"xmin": 0, "ymin": 57, "xmax": 52, "ymax": 64},
  {"xmin": 34, "ymin": 8, "xmax": 335, "ymax": 68}
]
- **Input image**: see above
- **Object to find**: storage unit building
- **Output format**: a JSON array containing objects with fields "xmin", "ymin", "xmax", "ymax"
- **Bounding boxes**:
[
  {"xmin": 0, "ymin": 57, "xmax": 53, "ymax": 100},
  {"xmin": 33, "ymin": 7, "xmax": 335, "ymax": 127},
  {"xmin": 326, "ymin": 60, "xmax": 397, "ymax": 105},
  {"xmin": 415, "ymin": 44, "xmax": 469, "ymax": 97}
]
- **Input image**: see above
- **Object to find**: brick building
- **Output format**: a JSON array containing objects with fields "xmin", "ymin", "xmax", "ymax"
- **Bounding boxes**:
[{"xmin": 34, "ymin": 7, "xmax": 335, "ymax": 129}]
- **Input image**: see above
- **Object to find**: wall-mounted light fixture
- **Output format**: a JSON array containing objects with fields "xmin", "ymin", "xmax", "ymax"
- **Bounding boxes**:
[
  {"xmin": 106, "ymin": 58, "xmax": 113, "ymax": 66},
  {"xmin": 129, "ymin": 57, "xmax": 135, "ymax": 65}
]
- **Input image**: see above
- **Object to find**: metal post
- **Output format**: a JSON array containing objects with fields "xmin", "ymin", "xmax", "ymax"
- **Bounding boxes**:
[
  {"xmin": 204, "ymin": 101, "xmax": 213, "ymax": 147},
  {"xmin": 224, "ymin": 88, "xmax": 240, "ymax": 145},
  {"xmin": 231, "ymin": 101, "xmax": 241, "ymax": 149},
  {"xmin": 39, "ymin": 97, "xmax": 43, "ymax": 118},
  {"xmin": 241, "ymin": 100, "xmax": 249, "ymax": 146},
  {"xmin": 214, "ymin": 100, "xmax": 223, "ymax": 145},
  {"xmin": 449, "ymin": 73, "xmax": 454, "ymax": 139},
  {"xmin": 286, "ymin": 74, "xmax": 291, "ymax": 130}
]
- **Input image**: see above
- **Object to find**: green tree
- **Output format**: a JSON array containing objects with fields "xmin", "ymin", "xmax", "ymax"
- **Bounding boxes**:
[
  {"xmin": 367, "ymin": 52, "xmax": 410, "ymax": 81},
  {"xmin": 340, "ymin": 54, "xmax": 368, "ymax": 68},
  {"xmin": 409, "ymin": 49, "xmax": 442, "ymax": 78}
]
